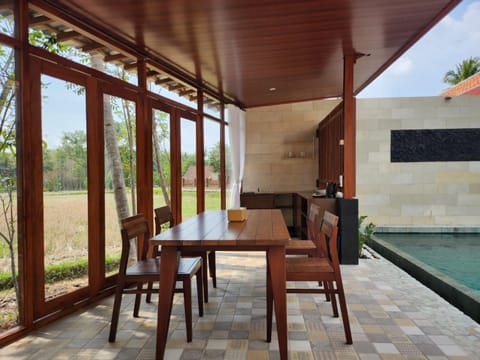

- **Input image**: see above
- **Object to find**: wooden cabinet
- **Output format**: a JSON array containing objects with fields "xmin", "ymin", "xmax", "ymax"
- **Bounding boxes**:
[
  {"xmin": 240, "ymin": 192, "xmax": 295, "ymax": 235},
  {"xmin": 240, "ymin": 192, "xmax": 358, "ymax": 262},
  {"xmin": 240, "ymin": 192, "xmax": 275, "ymax": 209},
  {"xmin": 295, "ymin": 192, "xmax": 336, "ymax": 239},
  {"xmin": 294, "ymin": 192, "xmax": 358, "ymax": 264}
]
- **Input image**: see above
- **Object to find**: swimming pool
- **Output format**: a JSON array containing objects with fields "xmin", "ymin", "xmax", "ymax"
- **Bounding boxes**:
[{"xmin": 367, "ymin": 232, "xmax": 480, "ymax": 323}]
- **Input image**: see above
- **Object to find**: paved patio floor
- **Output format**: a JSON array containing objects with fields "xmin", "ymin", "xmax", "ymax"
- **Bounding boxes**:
[{"xmin": 2, "ymin": 249, "xmax": 479, "ymax": 359}]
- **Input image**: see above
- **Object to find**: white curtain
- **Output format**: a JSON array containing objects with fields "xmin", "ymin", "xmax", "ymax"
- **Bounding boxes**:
[{"xmin": 227, "ymin": 104, "xmax": 246, "ymax": 208}]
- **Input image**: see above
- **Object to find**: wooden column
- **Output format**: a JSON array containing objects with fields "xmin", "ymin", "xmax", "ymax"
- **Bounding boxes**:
[
  {"xmin": 342, "ymin": 54, "xmax": 356, "ymax": 199},
  {"xmin": 196, "ymin": 89, "xmax": 205, "ymax": 214},
  {"xmin": 136, "ymin": 59, "xmax": 154, "ymax": 227}
]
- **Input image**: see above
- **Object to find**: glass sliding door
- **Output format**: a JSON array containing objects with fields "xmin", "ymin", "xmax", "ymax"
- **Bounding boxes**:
[
  {"xmin": 204, "ymin": 118, "xmax": 221, "ymax": 210},
  {"xmin": 0, "ymin": 42, "xmax": 17, "ymax": 331},
  {"xmin": 41, "ymin": 74, "xmax": 88, "ymax": 301},
  {"xmin": 225, "ymin": 124, "xmax": 232, "ymax": 209},
  {"xmin": 104, "ymin": 94, "xmax": 136, "ymax": 276},
  {"xmin": 180, "ymin": 115, "xmax": 197, "ymax": 220},
  {"xmin": 152, "ymin": 107, "xmax": 172, "ymax": 211}
]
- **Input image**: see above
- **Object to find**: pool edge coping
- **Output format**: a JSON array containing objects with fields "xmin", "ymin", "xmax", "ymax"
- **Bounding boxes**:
[{"xmin": 367, "ymin": 235, "xmax": 480, "ymax": 324}]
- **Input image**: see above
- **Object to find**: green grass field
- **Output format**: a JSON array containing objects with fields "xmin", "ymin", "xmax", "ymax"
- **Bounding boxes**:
[{"xmin": 0, "ymin": 188, "xmax": 227, "ymax": 272}]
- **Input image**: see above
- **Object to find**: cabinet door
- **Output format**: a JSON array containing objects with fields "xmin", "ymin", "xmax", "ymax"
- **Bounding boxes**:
[{"xmin": 240, "ymin": 193, "xmax": 275, "ymax": 208}]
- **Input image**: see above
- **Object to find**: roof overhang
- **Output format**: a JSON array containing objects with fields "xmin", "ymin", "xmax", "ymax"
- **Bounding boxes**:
[{"xmin": 39, "ymin": 0, "xmax": 461, "ymax": 108}]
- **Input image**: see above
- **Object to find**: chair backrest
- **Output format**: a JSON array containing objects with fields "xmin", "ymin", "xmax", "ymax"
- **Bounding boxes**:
[
  {"xmin": 120, "ymin": 214, "xmax": 151, "ymax": 268},
  {"xmin": 307, "ymin": 203, "xmax": 321, "ymax": 241},
  {"xmin": 317, "ymin": 210, "xmax": 340, "ymax": 268},
  {"xmin": 154, "ymin": 206, "xmax": 174, "ymax": 235}
]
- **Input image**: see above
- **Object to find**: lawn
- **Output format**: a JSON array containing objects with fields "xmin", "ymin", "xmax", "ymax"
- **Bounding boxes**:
[{"xmin": 0, "ymin": 188, "xmax": 226, "ymax": 274}]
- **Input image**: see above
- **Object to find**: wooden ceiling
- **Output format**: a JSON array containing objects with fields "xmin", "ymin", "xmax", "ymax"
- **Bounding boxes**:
[{"xmin": 38, "ymin": 0, "xmax": 460, "ymax": 108}]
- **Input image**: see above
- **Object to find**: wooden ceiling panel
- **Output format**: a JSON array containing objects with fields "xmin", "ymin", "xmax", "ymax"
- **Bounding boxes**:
[{"xmin": 41, "ymin": 0, "xmax": 460, "ymax": 108}]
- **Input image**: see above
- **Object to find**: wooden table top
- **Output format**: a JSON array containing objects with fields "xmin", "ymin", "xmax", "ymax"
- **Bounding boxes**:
[{"xmin": 151, "ymin": 209, "xmax": 290, "ymax": 247}]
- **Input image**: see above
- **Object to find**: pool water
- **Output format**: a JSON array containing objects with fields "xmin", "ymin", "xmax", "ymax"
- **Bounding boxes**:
[{"xmin": 377, "ymin": 233, "xmax": 480, "ymax": 293}]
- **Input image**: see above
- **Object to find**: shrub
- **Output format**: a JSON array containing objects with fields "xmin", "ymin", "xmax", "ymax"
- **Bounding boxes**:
[
  {"xmin": 358, "ymin": 215, "xmax": 376, "ymax": 256},
  {"xmin": 0, "ymin": 255, "xmax": 121, "ymax": 291}
]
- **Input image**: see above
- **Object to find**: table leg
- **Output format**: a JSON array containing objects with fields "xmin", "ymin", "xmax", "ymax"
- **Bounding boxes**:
[
  {"xmin": 266, "ymin": 254, "xmax": 273, "ymax": 342},
  {"xmin": 267, "ymin": 246, "xmax": 287, "ymax": 359},
  {"xmin": 156, "ymin": 246, "xmax": 178, "ymax": 359}
]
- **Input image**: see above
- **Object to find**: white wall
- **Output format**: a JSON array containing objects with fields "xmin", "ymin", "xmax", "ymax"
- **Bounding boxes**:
[{"xmin": 356, "ymin": 96, "xmax": 480, "ymax": 228}]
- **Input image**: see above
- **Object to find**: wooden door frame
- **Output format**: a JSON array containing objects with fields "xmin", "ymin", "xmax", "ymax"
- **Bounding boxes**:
[{"xmin": 28, "ymin": 56, "xmax": 91, "ymax": 317}]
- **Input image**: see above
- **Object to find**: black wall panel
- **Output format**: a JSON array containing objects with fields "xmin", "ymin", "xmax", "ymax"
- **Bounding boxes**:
[
  {"xmin": 391, "ymin": 128, "xmax": 480, "ymax": 162},
  {"xmin": 336, "ymin": 198, "xmax": 358, "ymax": 265}
]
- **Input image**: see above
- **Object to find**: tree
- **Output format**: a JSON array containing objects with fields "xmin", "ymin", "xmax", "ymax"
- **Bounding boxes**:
[
  {"xmin": 443, "ymin": 57, "xmax": 480, "ymax": 86},
  {"xmin": 206, "ymin": 142, "xmax": 221, "ymax": 174},
  {"xmin": 55, "ymin": 131, "xmax": 88, "ymax": 190},
  {"xmin": 181, "ymin": 152, "xmax": 196, "ymax": 176}
]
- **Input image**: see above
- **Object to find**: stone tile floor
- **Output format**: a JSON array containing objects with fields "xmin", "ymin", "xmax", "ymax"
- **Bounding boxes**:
[{"xmin": 2, "ymin": 249, "xmax": 479, "ymax": 359}]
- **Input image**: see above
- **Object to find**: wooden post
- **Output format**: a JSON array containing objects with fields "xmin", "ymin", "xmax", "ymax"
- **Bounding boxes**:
[{"xmin": 343, "ymin": 54, "xmax": 356, "ymax": 199}]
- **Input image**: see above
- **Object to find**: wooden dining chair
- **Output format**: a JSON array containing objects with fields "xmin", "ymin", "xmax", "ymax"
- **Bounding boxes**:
[
  {"xmin": 151, "ymin": 206, "xmax": 216, "ymax": 303},
  {"xmin": 108, "ymin": 213, "xmax": 204, "ymax": 343},
  {"xmin": 267, "ymin": 210, "xmax": 352, "ymax": 344},
  {"xmin": 285, "ymin": 202, "xmax": 321, "ymax": 255}
]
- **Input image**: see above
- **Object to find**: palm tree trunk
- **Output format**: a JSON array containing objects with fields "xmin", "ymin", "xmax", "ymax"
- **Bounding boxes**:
[
  {"xmin": 121, "ymin": 97, "xmax": 136, "ymax": 212},
  {"xmin": 90, "ymin": 56, "xmax": 134, "ymax": 258}
]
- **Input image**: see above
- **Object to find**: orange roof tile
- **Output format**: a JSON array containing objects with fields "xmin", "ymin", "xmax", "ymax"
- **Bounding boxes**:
[{"xmin": 441, "ymin": 72, "xmax": 480, "ymax": 96}]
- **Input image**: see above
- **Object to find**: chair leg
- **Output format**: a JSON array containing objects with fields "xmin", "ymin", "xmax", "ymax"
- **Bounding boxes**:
[
  {"xmin": 146, "ymin": 281, "xmax": 154, "ymax": 303},
  {"xmin": 183, "ymin": 278, "xmax": 193, "ymax": 342},
  {"xmin": 326, "ymin": 281, "xmax": 339, "ymax": 317},
  {"xmin": 196, "ymin": 268, "xmax": 204, "ymax": 317},
  {"xmin": 133, "ymin": 284, "xmax": 143, "ymax": 317},
  {"xmin": 109, "ymin": 285, "xmax": 124, "ymax": 342},
  {"xmin": 208, "ymin": 251, "xmax": 217, "ymax": 288},
  {"xmin": 323, "ymin": 281, "xmax": 331, "ymax": 302},
  {"xmin": 201, "ymin": 253, "xmax": 209, "ymax": 303},
  {"xmin": 336, "ymin": 280, "xmax": 352, "ymax": 344}
]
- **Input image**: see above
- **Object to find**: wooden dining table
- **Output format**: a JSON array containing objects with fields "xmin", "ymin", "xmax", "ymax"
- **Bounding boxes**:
[{"xmin": 150, "ymin": 209, "xmax": 290, "ymax": 359}]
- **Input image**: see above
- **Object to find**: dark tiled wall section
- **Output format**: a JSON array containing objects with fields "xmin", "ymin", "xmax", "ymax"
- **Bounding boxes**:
[{"xmin": 391, "ymin": 128, "xmax": 480, "ymax": 162}]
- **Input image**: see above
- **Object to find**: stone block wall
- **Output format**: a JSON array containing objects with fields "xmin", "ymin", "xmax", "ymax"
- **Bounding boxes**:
[
  {"xmin": 244, "ymin": 96, "xmax": 480, "ymax": 228},
  {"xmin": 243, "ymin": 99, "xmax": 340, "ymax": 193},
  {"xmin": 356, "ymin": 96, "xmax": 480, "ymax": 228}
]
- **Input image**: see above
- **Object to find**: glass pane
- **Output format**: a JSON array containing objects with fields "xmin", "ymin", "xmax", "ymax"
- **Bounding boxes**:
[
  {"xmin": 41, "ymin": 75, "xmax": 88, "ymax": 301},
  {"xmin": 181, "ymin": 118, "xmax": 196, "ymax": 220},
  {"xmin": 0, "ymin": 43, "xmax": 17, "ymax": 331},
  {"xmin": 104, "ymin": 94, "xmax": 137, "ymax": 276},
  {"xmin": 153, "ymin": 109, "xmax": 171, "ymax": 211},
  {"xmin": 0, "ymin": 2, "xmax": 15, "ymax": 37},
  {"xmin": 204, "ymin": 118, "xmax": 221, "ymax": 210},
  {"xmin": 225, "ymin": 125, "xmax": 232, "ymax": 209}
]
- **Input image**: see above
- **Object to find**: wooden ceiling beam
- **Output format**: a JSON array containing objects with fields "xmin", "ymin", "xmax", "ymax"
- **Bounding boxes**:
[
  {"xmin": 124, "ymin": 62, "xmax": 138, "ymax": 71},
  {"xmin": 29, "ymin": 15, "xmax": 51, "ymax": 26},
  {"xmin": 104, "ymin": 53, "xmax": 127, "ymax": 62},
  {"xmin": 56, "ymin": 30, "xmax": 81, "ymax": 41},
  {"xmin": 81, "ymin": 42, "xmax": 105, "ymax": 52},
  {"xmin": 146, "ymin": 70, "xmax": 160, "ymax": 78},
  {"xmin": 155, "ymin": 77, "xmax": 174, "ymax": 85},
  {"xmin": 167, "ymin": 83, "xmax": 184, "ymax": 92},
  {"xmin": 179, "ymin": 89, "xmax": 196, "ymax": 97}
]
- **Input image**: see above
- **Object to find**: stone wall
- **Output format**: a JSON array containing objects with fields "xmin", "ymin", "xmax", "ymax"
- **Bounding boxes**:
[
  {"xmin": 356, "ymin": 96, "xmax": 480, "ymax": 228},
  {"xmin": 243, "ymin": 99, "xmax": 340, "ymax": 193},
  {"xmin": 244, "ymin": 96, "xmax": 480, "ymax": 228}
]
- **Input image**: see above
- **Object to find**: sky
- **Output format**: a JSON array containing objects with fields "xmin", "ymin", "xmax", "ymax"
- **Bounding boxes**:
[{"xmin": 358, "ymin": 0, "xmax": 480, "ymax": 98}]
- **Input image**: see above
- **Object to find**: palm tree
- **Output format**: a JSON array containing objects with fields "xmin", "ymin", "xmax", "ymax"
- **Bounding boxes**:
[{"xmin": 443, "ymin": 57, "xmax": 480, "ymax": 85}]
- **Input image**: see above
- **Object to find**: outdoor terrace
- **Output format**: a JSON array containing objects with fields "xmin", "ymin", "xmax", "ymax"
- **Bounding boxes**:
[{"xmin": 2, "ymin": 250, "xmax": 479, "ymax": 359}]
